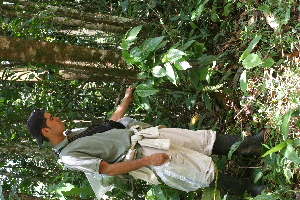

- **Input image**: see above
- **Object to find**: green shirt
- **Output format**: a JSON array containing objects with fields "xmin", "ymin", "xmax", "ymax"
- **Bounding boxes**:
[{"xmin": 54, "ymin": 128, "xmax": 132, "ymax": 174}]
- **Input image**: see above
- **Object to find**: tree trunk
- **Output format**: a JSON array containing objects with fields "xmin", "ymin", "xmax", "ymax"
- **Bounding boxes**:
[{"xmin": 0, "ymin": 36, "xmax": 138, "ymax": 78}]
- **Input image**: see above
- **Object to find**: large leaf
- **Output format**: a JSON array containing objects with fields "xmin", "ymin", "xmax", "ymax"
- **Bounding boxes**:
[
  {"xmin": 239, "ymin": 35, "xmax": 262, "ymax": 61},
  {"xmin": 140, "ymin": 36, "xmax": 165, "ymax": 52},
  {"xmin": 121, "ymin": 25, "xmax": 143, "ymax": 50},
  {"xmin": 136, "ymin": 84, "xmax": 159, "ymax": 97},
  {"xmin": 130, "ymin": 47, "xmax": 149, "ymax": 63},
  {"xmin": 125, "ymin": 25, "xmax": 142, "ymax": 42},
  {"xmin": 242, "ymin": 53, "xmax": 262, "ymax": 69},
  {"xmin": 240, "ymin": 70, "xmax": 247, "ymax": 93},
  {"xmin": 280, "ymin": 109, "xmax": 293, "ymax": 139},
  {"xmin": 281, "ymin": 143, "xmax": 300, "ymax": 164}
]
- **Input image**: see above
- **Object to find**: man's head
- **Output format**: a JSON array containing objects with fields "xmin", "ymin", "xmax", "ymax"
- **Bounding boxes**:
[
  {"xmin": 27, "ymin": 109, "xmax": 66, "ymax": 148},
  {"xmin": 27, "ymin": 109, "xmax": 47, "ymax": 148}
]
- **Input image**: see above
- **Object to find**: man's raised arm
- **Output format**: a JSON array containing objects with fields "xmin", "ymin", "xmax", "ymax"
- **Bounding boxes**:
[{"xmin": 109, "ymin": 87, "xmax": 135, "ymax": 121}]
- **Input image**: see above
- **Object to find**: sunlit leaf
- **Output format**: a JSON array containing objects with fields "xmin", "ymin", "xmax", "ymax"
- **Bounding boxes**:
[
  {"xmin": 174, "ymin": 60, "xmax": 192, "ymax": 70},
  {"xmin": 240, "ymin": 70, "xmax": 247, "ymax": 93},
  {"xmin": 162, "ymin": 49, "xmax": 186, "ymax": 63},
  {"xmin": 261, "ymin": 141, "xmax": 287, "ymax": 157},
  {"xmin": 152, "ymin": 66, "xmax": 166, "ymax": 77},
  {"xmin": 242, "ymin": 53, "xmax": 262, "ymax": 69},
  {"xmin": 190, "ymin": 114, "xmax": 201, "ymax": 125},
  {"xmin": 121, "ymin": 25, "xmax": 143, "ymax": 50},
  {"xmin": 165, "ymin": 62, "xmax": 177, "ymax": 85}
]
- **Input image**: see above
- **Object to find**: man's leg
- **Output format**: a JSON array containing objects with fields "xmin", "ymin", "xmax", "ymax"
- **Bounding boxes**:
[
  {"xmin": 212, "ymin": 129, "xmax": 268, "ymax": 156},
  {"xmin": 209, "ymin": 172, "xmax": 267, "ymax": 196}
]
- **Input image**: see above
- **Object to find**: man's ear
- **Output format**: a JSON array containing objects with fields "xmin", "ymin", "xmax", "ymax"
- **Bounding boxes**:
[{"xmin": 41, "ymin": 127, "xmax": 50, "ymax": 136}]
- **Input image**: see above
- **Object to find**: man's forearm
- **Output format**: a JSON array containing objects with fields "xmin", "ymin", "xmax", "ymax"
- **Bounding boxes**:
[
  {"xmin": 99, "ymin": 153, "xmax": 169, "ymax": 176},
  {"xmin": 109, "ymin": 96, "xmax": 132, "ymax": 121}
]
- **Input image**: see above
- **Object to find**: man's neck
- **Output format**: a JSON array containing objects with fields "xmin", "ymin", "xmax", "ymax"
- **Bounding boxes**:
[{"xmin": 50, "ymin": 135, "xmax": 67, "ymax": 146}]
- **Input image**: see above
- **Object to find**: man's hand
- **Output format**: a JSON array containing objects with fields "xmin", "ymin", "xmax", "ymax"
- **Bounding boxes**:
[
  {"xmin": 109, "ymin": 86, "xmax": 136, "ymax": 121},
  {"xmin": 143, "ymin": 153, "xmax": 169, "ymax": 166},
  {"xmin": 99, "ymin": 153, "xmax": 169, "ymax": 176},
  {"xmin": 124, "ymin": 86, "xmax": 136, "ymax": 101}
]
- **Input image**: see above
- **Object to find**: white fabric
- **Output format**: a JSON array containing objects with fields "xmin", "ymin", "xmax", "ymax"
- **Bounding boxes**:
[{"xmin": 130, "ymin": 127, "xmax": 216, "ymax": 190}]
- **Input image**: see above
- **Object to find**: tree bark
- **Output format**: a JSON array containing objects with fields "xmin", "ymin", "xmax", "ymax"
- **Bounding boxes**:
[{"xmin": 0, "ymin": 36, "xmax": 138, "ymax": 78}]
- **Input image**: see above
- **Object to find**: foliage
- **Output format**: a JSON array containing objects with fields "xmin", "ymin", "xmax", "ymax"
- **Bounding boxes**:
[{"xmin": 0, "ymin": 0, "xmax": 299, "ymax": 199}]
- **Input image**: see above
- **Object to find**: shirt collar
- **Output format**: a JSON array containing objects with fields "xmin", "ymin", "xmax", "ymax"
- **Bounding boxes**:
[{"xmin": 53, "ymin": 137, "xmax": 68, "ymax": 151}]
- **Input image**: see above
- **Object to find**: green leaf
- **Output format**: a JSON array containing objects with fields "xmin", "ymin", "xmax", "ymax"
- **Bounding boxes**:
[
  {"xmin": 140, "ymin": 36, "xmax": 165, "ymax": 52},
  {"xmin": 247, "ymin": 34, "xmax": 262, "ymax": 52},
  {"xmin": 228, "ymin": 141, "xmax": 242, "ymax": 159},
  {"xmin": 261, "ymin": 141, "xmax": 287, "ymax": 157},
  {"xmin": 223, "ymin": 3, "xmax": 233, "ymax": 16},
  {"xmin": 263, "ymin": 57, "xmax": 275, "ymax": 68},
  {"xmin": 162, "ymin": 49, "xmax": 186, "ymax": 63},
  {"xmin": 165, "ymin": 63, "xmax": 177, "ymax": 85},
  {"xmin": 174, "ymin": 60, "xmax": 192, "ymax": 70},
  {"xmin": 280, "ymin": 109, "xmax": 293, "ymax": 139},
  {"xmin": 189, "ymin": 69, "xmax": 200, "ymax": 89},
  {"xmin": 122, "ymin": 50, "xmax": 134, "ymax": 64},
  {"xmin": 202, "ymin": 92, "xmax": 212, "ymax": 111},
  {"xmin": 185, "ymin": 94, "xmax": 197, "ymax": 110},
  {"xmin": 191, "ymin": 0, "xmax": 209, "ymax": 21},
  {"xmin": 125, "ymin": 25, "xmax": 142, "ymax": 42},
  {"xmin": 130, "ymin": 47, "xmax": 149, "ymax": 63},
  {"xmin": 136, "ymin": 84, "xmax": 159, "ymax": 97},
  {"xmin": 239, "ymin": 35, "xmax": 262, "ymax": 61},
  {"xmin": 137, "ymin": 72, "xmax": 148, "ymax": 79},
  {"xmin": 198, "ymin": 67, "xmax": 208, "ymax": 81},
  {"xmin": 242, "ymin": 53, "xmax": 262, "ymax": 69},
  {"xmin": 291, "ymin": 106, "xmax": 300, "ymax": 117},
  {"xmin": 198, "ymin": 55, "xmax": 217, "ymax": 66},
  {"xmin": 121, "ymin": 39, "xmax": 130, "ymax": 50},
  {"xmin": 281, "ymin": 143, "xmax": 300, "ymax": 164},
  {"xmin": 152, "ymin": 66, "xmax": 166, "ymax": 78},
  {"xmin": 190, "ymin": 22, "xmax": 199, "ymax": 29},
  {"xmin": 139, "ymin": 96, "xmax": 151, "ymax": 111},
  {"xmin": 121, "ymin": 25, "xmax": 143, "ymax": 50},
  {"xmin": 191, "ymin": 42, "xmax": 206, "ymax": 58},
  {"xmin": 293, "ymin": 139, "xmax": 300, "ymax": 148},
  {"xmin": 240, "ymin": 70, "xmax": 247, "ymax": 93}
]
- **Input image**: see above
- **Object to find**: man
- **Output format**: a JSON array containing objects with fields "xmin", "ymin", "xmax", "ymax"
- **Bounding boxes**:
[{"xmin": 27, "ymin": 87, "xmax": 267, "ymax": 199}]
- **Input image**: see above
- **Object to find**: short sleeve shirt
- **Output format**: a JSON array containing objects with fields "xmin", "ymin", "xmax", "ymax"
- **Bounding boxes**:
[{"xmin": 54, "ymin": 129, "xmax": 132, "ymax": 174}]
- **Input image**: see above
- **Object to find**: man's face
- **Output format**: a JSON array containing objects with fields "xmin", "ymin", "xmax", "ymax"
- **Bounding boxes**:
[{"xmin": 42, "ymin": 112, "xmax": 66, "ymax": 136}]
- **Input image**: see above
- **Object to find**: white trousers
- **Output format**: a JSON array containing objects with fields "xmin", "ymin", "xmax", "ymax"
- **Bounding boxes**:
[{"xmin": 141, "ymin": 128, "xmax": 216, "ymax": 188}]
